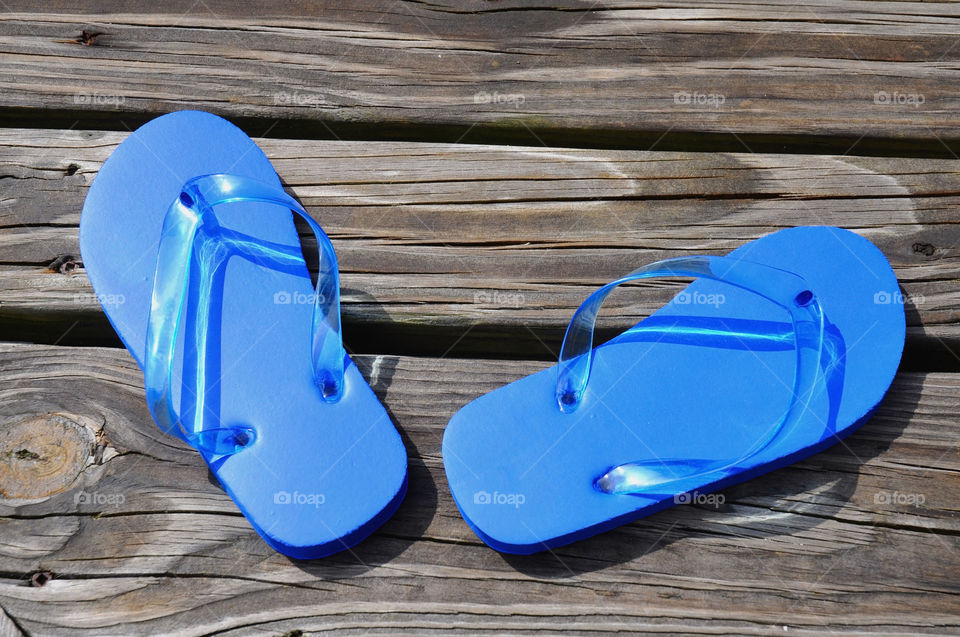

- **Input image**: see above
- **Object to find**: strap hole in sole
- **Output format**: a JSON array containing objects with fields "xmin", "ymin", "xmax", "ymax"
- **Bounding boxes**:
[{"xmin": 794, "ymin": 290, "xmax": 814, "ymax": 307}]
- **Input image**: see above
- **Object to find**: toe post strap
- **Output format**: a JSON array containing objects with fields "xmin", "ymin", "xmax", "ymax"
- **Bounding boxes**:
[{"xmin": 144, "ymin": 173, "xmax": 343, "ymax": 455}]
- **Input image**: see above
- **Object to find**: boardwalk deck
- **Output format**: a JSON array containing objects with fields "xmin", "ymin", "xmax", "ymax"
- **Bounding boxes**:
[{"xmin": 0, "ymin": 2, "xmax": 958, "ymax": 635}]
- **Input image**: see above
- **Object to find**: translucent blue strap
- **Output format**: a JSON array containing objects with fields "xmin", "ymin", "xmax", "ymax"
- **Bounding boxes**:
[
  {"xmin": 554, "ymin": 255, "xmax": 825, "ymax": 495},
  {"xmin": 144, "ymin": 174, "xmax": 343, "ymax": 455}
]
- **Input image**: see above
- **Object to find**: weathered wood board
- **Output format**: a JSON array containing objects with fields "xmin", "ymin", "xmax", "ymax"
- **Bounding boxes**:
[
  {"xmin": 0, "ymin": 2, "xmax": 959, "ymax": 153},
  {"xmin": 1, "ymin": 2, "xmax": 959, "ymax": 632},
  {"xmin": 0, "ymin": 129, "xmax": 957, "ymax": 361},
  {"xmin": 0, "ymin": 343, "xmax": 956, "ymax": 635}
]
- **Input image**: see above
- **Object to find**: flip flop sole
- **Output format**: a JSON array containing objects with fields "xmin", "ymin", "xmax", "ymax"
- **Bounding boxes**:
[
  {"xmin": 80, "ymin": 111, "xmax": 407, "ymax": 558},
  {"xmin": 443, "ymin": 226, "xmax": 904, "ymax": 553}
]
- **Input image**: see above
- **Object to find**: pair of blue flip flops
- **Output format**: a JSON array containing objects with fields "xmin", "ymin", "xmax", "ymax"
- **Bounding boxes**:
[{"xmin": 80, "ymin": 111, "xmax": 905, "ymax": 558}]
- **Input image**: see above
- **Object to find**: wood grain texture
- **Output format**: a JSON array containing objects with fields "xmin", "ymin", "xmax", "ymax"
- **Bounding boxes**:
[
  {"xmin": 0, "ymin": 343, "xmax": 956, "ymax": 635},
  {"xmin": 2, "ymin": 2, "xmax": 958, "ymax": 633},
  {"xmin": 0, "ymin": 1, "xmax": 959, "ymax": 153},
  {"xmin": 0, "ymin": 607, "xmax": 23, "ymax": 637},
  {"xmin": 0, "ymin": 128, "xmax": 957, "ymax": 360}
]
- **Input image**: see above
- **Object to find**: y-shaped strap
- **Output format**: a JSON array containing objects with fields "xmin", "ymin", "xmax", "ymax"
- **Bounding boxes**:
[
  {"xmin": 554, "ymin": 256, "xmax": 825, "ymax": 495},
  {"xmin": 144, "ymin": 174, "xmax": 343, "ymax": 455}
]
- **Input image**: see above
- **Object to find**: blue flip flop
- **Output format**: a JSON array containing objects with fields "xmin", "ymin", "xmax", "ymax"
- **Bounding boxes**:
[
  {"xmin": 442, "ymin": 227, "xmax": 905, "ymax": 554},
  {"xmin": 79, "ymin": 110, "xmax": 407, "ymax": 558}
]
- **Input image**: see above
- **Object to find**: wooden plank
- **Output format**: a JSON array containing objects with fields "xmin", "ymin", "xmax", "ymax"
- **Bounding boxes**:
[
  {"xmin": 0, "ymin": 342, "xmax": 956, "ymax": 635},
  {"xmin": 0, "ymin": 607, "xmax": 23, "ymax": 637},
  {"xmin": 1, "ymin": 129, "xmax": 957, "ymax": 361},
  {"xmin": 0, "ymin": 1, "xmax": 959, "ymax": 154}
]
